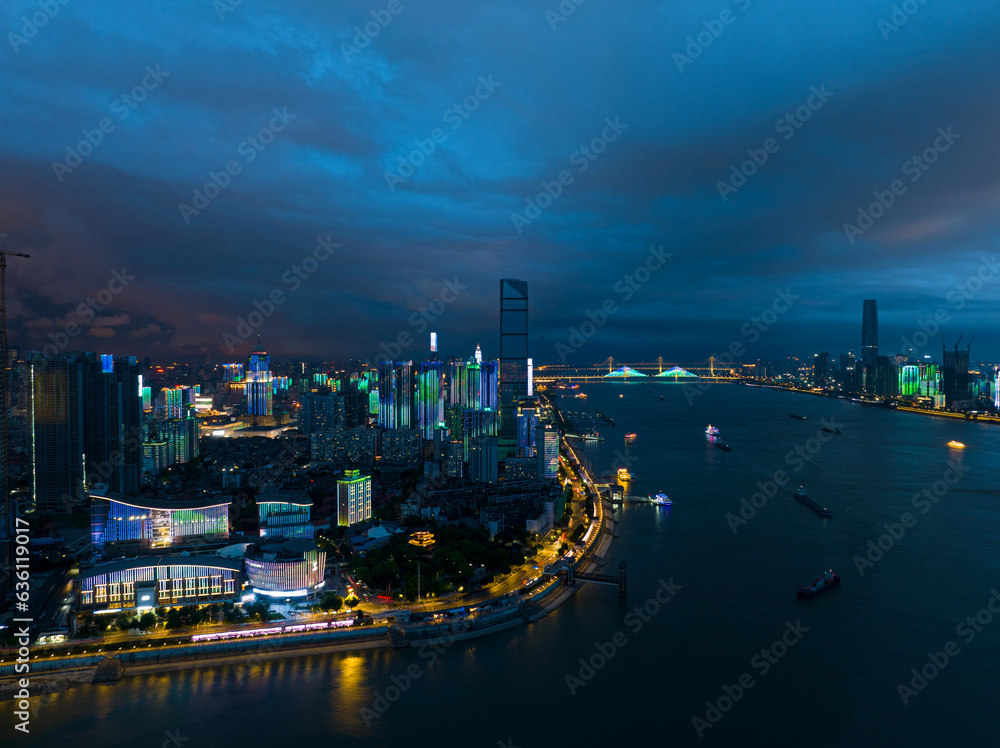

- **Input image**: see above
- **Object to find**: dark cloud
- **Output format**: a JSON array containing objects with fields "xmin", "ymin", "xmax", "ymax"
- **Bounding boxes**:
[{"xmin": 1, "ymin": 0, "xmax": 999, "ymax": 364}]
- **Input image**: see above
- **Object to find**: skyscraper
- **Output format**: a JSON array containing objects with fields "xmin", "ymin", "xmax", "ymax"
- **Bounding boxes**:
[
  {"xmin": 337, "ymin": 469, "xmax": 372, "ymax": 526},
  {"xmin": 499, "ymin": 279, "xmax": 528, "ymax": 457},
  {"xmin": 813, "ymin": 352, "xmax": 830, "ymax": 387},
  {"xmin": 862, "ymin": 299, "xmax": 878, "ymax": 393},
  {"xmin": 28, "ymin": 351, "xmax": 141, "ymax": 512},
  {"xmin": 245, "ymin": 341, "xmax": 273, "ymax": 426},
  {"xmin": 415, "ymin": 360, "xmax": 444, "ymax": 439},
  {"xmin": 941, "ymin": 339, "xmax": 972, "ymax": 406},
  {"xmin": 378, "ymin": 360, "xmax": 414, "ymax": 430}
]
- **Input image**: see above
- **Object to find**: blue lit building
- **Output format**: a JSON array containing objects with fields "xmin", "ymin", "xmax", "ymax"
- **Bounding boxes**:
[
  {"xmin": 378, "ymin": 360, "xmax": 414, "ymax": 430},
  {"xmin": 246, "ymin": 341, "xmax": 273, "ymax": 426},
  {"xmin": 416, "ymin": 360, "xmax": 445, "ymax": 439},
  {"xmin": 90, "ymin": 492, "xmax": 231, "ymax": 556},
  {"xmin": 78, "ymin": 555, "xmax": 241, "ymax": 612}
]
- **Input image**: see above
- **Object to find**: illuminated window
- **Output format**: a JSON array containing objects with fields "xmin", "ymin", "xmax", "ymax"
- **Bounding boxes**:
[
  {"xmin": 159, "ymin": 580, "xmax": 170, "ymax": 601},
  {"xmin": 122, "ymin": 582, "xmax": 134, "ymax": 602},
  {"xmin": 185, "ymin": 577, "xmax": 196, "ymax": 598},
  {"xmin": 109, "ymin": 583, "xmax": 121, "ymax": 602},
  {"xmin": 173, "ymin": 579, "xmax": 183, "ymax": 599},
  {"xmin": 211, "ymin": 576, "xmax": 222, "ymax": 595},
  {"xmin": 82, "ymin": 590, "xmax": 93, "ymax": 606},
  {"xmin": 224, "ymin": 578, "xmax": 235, "ymax": 594},
  {"xmin": 198, "ymin": 577, "xmax": 209, "ymax": 596},
  {"xmin": 95, "ymin": 585, "xmax": 107, "ymax": 603}
]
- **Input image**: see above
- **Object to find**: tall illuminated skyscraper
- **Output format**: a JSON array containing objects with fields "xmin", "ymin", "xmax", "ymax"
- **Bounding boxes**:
[
  {"xmin": 28, "ymin": 351, "xmax": 141, "ymax": 512},
  {"xmin": 499, "ymin": 279, "xmax": 528, "ymax": 457},
  {"xmin": 378, "ymin": 360, "xmax": 414, "ymax": 430},
  {"xmin": 416, "ymin": 360, "xmax": 444, "ymax": 439},
  {"xmin": 862, "ymin": 299, "xmax": 878, "ymax": 393},
  {"xmin": 245, "ymin": 341, "xmax": 273, "ymax": 426}
]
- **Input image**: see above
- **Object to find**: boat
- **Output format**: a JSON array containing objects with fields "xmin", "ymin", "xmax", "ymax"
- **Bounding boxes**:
[
  {"xmin": 617, "ymin": 467, "xmax": 632, "ymax": 482},
  {"xmin": 715, "ymin": 442, "xmax": 732, "ymax": 452},
  {"xmin": 624, "ymin": 432, "xmax": 637, "ymax": 443},
  {"xmin": 652, "ymin": 493, "xmax": 672, "ymax": 506},
  {"xmin": 705, "ymin": 425, "xmax": 721, "ymax": 436},
  {"xmin": 947, "ymin": 440, "xmax": 965, "ymax": 448},
  {"xmin": 659, "ymin": 395, "xmax": 665, "ymax": 401},
  {"xmin": 794, "ymin": 486, "xmax": 832, "ymax": 517},
  {"xmin": 820, "ymin": 425, "xmax": 841, "ymax": 435},
  {"xmin": 797, "ymin": 570, "xmax": 840, "ymax": 599},
  {"xmin": 789, "ymin": 414, "xmax": 807, "ymax": 421},
  {"xmin": 583, "ymin": 430, "xmax": 604, "ymax": 442}
]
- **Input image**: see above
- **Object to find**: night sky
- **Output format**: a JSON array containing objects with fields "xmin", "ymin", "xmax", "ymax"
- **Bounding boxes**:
[{"xmin": 2, "ymin": 0, "xmax": 999, "ymax": 364}]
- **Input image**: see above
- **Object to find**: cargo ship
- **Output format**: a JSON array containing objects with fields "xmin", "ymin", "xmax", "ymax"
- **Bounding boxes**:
[
  {"xmin": 797, "ymin": 570, "xmax": 840, "ymax": 599},
  {"xmin": 794, "ymin": 486, "xmax": 831, "ymax": 517}
]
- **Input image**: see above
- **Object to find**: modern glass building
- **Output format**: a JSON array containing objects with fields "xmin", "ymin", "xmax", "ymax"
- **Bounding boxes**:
[
  {"xmin": 244, "ymin": 539, "xmax": 326, "ymax": 599},
  {"xmin": 416, "ymin": 360, "xmax": 445, "ymax": 439},
  {"xmin": 90, "ymin": 493, "xmax": 231, "ymax": 555},
  {"xmin": 378, "ymin": 360, "xmax": 414, "ymax": 430},
  {"xmin": 258, "ymin": 494, "xmax": 313, "ymax": 538},
  {"xmin": 78, "ymin": 555, "xmax": 242, "ymax": 612},
  {"xmin": 28, "ymin": 351, "xmax": 142, "ymax": 512},
  {"xmin": 246, "ymin": 342, "xmax": 273, "ymax": 425},
  {"xmin": 336, "ymin": 469, "xmax": 372, "ymax": 526},
  {"xmin": 536, "ymin": 424, "xmax": 559, "ymax": 480},
  {"xmin": 500, "ymin": 279, "xmax": 529, "ymax": 456},
  {"xmin": 862, "ymin": 299, "xmax": 879, "ymax": 393}
]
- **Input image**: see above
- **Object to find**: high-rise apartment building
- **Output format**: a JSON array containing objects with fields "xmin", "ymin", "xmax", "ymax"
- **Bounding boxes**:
[{"xmin": 337, "ymin": 469, "xmax": 372, "ymax": 526}]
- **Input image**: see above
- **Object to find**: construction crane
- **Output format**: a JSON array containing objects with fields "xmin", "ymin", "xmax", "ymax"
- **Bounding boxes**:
[{"xmin": 1, "ymin": 249, "xmax": 29, "ymax": 562}]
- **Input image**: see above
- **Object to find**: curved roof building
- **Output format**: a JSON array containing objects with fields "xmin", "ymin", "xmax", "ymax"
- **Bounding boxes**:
[{"xmin": 244, "ymin": 539, "xmax": 326, "ymax": 598}]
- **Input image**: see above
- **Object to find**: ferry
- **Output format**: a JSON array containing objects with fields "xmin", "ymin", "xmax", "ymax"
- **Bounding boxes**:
[
  {"xmin": 797, "ymin": 570, "xmax": 840, "ymax": 599},
  {"xmin": 617, "ymin": 467, "xmax": 632, "ymax": 482},
  {"xmin": 947, "ymin": 440, "xmax": 965, "ymax": 448},
  {"xmin": 705, "ymin": 425, "xmax": 721, "ymax": 437},
  {"xmin": 652, "ymin": 493, "xmax": 672, "ymax": 506},
  {"xmin": 624, "ymin": 432, "xmax": 637, "ymax": 443}
]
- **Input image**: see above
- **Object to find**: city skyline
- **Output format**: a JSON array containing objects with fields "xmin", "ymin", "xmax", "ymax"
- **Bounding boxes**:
[{"xmin": 2, "ymin": 2, "xmax": 1000, "ymax": 361}]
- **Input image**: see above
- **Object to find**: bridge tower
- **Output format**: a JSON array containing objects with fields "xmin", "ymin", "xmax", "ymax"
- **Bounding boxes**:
[
  {"xmin": 708, "ymin": 356, "xmax": 718, "ymax": 376},
  {"xmin": 656, "ymin": 356, "xmax": 664, "ymax": 374}
]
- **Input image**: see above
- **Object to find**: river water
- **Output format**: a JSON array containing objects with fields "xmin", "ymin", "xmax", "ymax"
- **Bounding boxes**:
[{"xmin": 9, "ymin": 383, "xmax": 1000, "ymax": 747}]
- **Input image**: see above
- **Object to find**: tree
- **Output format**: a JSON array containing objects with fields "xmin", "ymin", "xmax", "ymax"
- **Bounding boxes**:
[
  {"xmin": 139, "ymin": 612, "xmax": 158, "ymax": 630},
  {"xmin": 166, "ymin": 609, "xmax": 184, "ymax": 629},
  {"xmin": 345, "ymin": 595, "xmax": 360, "ymax": 608},
  {"xmin": 321, "ymin": 594, "xmax": 344, "ymax": 612}
]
